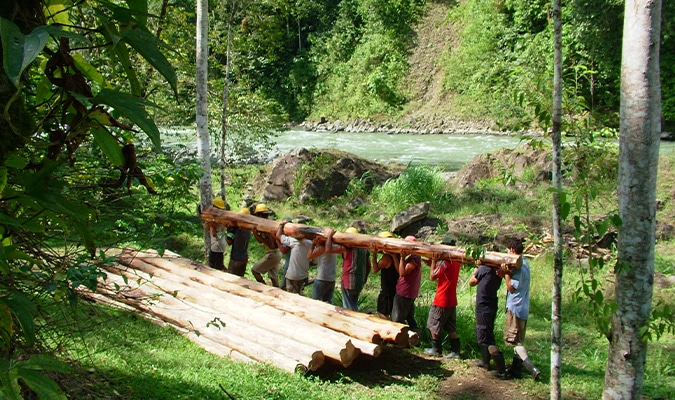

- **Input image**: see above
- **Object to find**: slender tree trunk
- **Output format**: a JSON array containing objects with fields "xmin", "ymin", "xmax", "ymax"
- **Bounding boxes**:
[
  {"xmin": 220, "ymin": 15, "xmax": 233, "ymax": 199},
  {"xmin": 603, "ymin": 1, "xmax": 661, "ymax": 398},
  {"xmin": 196, "ymin": 0, "xmax": 213, "ymax": 257},
  {"xmin": 550, "ymin": 0, "xmax": 563, "ymax": 398}
]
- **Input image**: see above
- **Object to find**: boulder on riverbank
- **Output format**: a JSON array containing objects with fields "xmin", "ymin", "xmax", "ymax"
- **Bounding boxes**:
[{"xmin": 256, "ymin": 148, "xmax": 403, "ymax": 204}]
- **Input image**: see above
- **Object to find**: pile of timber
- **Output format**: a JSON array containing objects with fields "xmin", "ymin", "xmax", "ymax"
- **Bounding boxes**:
[{"xmin": 84, "ymin": 248, "xmax": 414, "ymax": 374}]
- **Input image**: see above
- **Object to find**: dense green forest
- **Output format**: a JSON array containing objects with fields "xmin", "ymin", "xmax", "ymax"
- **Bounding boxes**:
[{"xmin": 145, "ymin": 0, "xmax": 674, "ymax": 132}]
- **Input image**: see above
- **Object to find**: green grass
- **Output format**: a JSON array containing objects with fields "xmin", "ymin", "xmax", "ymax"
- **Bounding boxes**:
[{"xmin": 48, "ymin": 155, "xmax": 675, "ymax": 399}]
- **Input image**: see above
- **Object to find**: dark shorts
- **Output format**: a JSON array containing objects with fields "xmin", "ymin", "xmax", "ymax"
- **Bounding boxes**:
[
  {"xmin": 426, "ymin": 305, "xmax": 457, "ymax": 336},
  {"xmin": 208, "ymin": 251, "xmax": 225, "ymax": 270},
  {"xmin": 312, "ymin": 279, "xmax": 335, "ymax": 304},
  {"xmin": 227, "ymin": 259, "xmax": 248, "ymax": 277},
  {"xmin": 475, "ymin": 310, "xmax": 497, "ymax": 346},
  {"xmin": 503, "ymin": 309, "xmax": 527, "ymax": 346},
  {"xmin": 285, "ymin": 278, "xmax": 306, "ymax": 295},
  {"xmin": 377, "ymin": 292, "xmax": 395, "ymax": 317},
  {"xmin": 391, "ymin": 294, "xmax": 415, "ymax": 325}
]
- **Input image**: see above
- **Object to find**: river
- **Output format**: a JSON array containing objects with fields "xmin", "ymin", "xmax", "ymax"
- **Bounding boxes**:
[
  {"xmin": 272, "ymin": 130, "xmax": 523, "ymax": 170},
  {"xmin": 164, "ymin": 128, "xmax": 675, "ymax": 170}
]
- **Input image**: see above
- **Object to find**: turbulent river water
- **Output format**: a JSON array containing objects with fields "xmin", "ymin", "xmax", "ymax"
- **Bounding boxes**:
[{"xmin": 164, "ymin": 128, "xmax": 675, "ymax": 171}]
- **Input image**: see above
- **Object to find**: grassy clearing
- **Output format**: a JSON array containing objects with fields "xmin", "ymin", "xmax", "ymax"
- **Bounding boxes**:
[{"xmin": 57, "ymin": 153, "xmax": 675, "ymax": 399}]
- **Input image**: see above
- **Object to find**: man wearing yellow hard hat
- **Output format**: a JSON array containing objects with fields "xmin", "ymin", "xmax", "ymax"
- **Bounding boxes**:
[{"xmin": 251, "ymin": 204, "xmax": 282, "ymax": 287}]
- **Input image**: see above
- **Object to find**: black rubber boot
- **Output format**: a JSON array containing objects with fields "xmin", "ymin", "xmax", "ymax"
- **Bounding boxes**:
[
  {"xmin": 522, "ymin": 358, "xmax": 541, "ymax": 381},
  {"xmin": 490, "ymin": 353, "xmax": 511, "ymax": 380},
  {"xmin": 508, "ymin": 354, "xmax": 523, "ymax": 378},
  {"xmin": 473, "ymin": 346, "xmax": 491, "ymax": 369},
  {"xmin": 424, "ymin": 338, "xmax": 443, "ymax": 357},
  {"xmin": 444, "ymin": 338, "xmax": 460, "ymax": 359}
]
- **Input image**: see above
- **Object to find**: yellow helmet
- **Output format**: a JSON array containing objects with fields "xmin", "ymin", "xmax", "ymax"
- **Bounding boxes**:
[
  {"xmin": 378, "ymin": 231, "xmax": 394, "ymax": 238},
  {"xmin": 212, "ymin": 197, "xmax": 226, "ymax": 209},
  {"xmin": 239, "ymin": 207, "xmax": 251, "ymax": 215},
  {"xmin": 345, "ymin": 227, "xmax": 359, "ymax": 234},
  {"xmin": 254, "ymin": 203, "xmax": 270, "ymax": 214}
]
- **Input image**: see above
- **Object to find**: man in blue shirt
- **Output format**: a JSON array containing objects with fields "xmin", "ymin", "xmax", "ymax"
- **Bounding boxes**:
[{"xmin": 503, "ymin": 237, "xmax": 541, "ymax": 380}]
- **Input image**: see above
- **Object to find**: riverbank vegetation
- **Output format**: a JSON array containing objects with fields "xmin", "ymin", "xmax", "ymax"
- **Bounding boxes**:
[{"xmin": 40, "ymin": 147, "xmax": 675, "ymax": 399}]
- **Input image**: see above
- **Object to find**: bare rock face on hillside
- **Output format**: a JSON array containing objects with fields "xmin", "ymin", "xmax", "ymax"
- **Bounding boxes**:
[
  {"xmin": 260, "ymin": 148, "xmax": 402, "ymax": 203},
  {"xmin": 453, "ymin": 143, "xmax": 552, "ymax": 188}
]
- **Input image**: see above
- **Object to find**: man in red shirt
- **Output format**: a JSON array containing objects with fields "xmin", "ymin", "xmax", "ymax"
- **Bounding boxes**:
[{"xmin": 424, "ymin": 236, "xmax": 462, "ymax": 358}]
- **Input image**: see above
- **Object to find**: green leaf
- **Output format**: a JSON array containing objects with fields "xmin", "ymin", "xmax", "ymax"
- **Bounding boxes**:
[
  {"xmin": 91, "ymin": 126, "xmax": 125, "ymax": 166},
  {"xmin": 0, "ymin": 167, "xmax": 6, "ymax": 196},
  {"xmin": 121, "ymin": 24, "xmax": 177, "ymax": 97},
  {"xmin": 560, "ymin": 201, "xmax": 570, "ymax": 221},
  {"xmin": 92, "ymin": 89, "xmax": 161, "ymax": 148},
  {"xmin": 124, "ymin": 0, "xmax": 149, "ymax": 25},
  {"xmin": 0, "ymin": 18, "xmax": 49, "ymax": 88},
  {"xmin": 4, "ymin": 154, "xmax": 28, "ymax": 169},
  {"xmin": 96, "ymin": 11, "xmax": 141, "ymax": 96},
  {"xmin": 0, "ymin": 291, "xmax": 37, "ymax": 346},
  {"xmin": 16, "ymin": 354, "xmax": 73, "ymax": 373},
  {"xmin": 72, "ymin": 54, "xmax": 105, "ymax": 88},
  {"xmin": 13, "ymin": 368, "xmax": 68, "ymax": 400},
  {"xmin": 44, "ymin": 0, "xmax": 71, "ymax": 26},
  {"xmin": 34, "ymin": 25, "xmax": 89, "ymax": 44}
]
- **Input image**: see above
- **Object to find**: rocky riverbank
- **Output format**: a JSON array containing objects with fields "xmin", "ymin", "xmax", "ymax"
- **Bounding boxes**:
[{"xmin": 293, "ymin": 117, "xmax": 541, "ymax": 136}]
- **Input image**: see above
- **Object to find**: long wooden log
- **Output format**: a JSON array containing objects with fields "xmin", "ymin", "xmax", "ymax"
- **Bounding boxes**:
[
  {"xmin": 104, "ymin": 260, "xmax": 365, "ymax": 367},
  {"xmin": 94, "ymin": 273, "xmax": 309, "ymax": 373},
  {"xmin": 200, "ymin": 208, "xmax": 521, "ymax": 269},
  {"xmin": 123, "ymin": 248, "xmax": 408, "ymax": 348},
  {"xmin": 82, "ymin": 285, "xmax": 256, "ymax": 364}
]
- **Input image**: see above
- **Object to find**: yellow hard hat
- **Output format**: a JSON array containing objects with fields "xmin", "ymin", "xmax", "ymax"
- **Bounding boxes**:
[
  {"xmin": 213, "ymin": 197, "xmax": 225, "ymax": 209},
  {"xmin": 254, "ymin": 203, "xmax": 270, "ymax": 214},
  {"xmin": 345, "ymin": 227, "xmax": 359, "ymax": 234},
  {"xmin": 239, "ymin": 207, "xmax": 251, "ymax": 215},
  {"xmin": 378, "ymin": 231, "xmax": 394, "ymax": 238}
]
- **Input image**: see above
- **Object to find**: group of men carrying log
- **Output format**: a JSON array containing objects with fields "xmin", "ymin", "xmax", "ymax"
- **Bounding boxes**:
[{"xmin": 201, "ymin": 202, "xmax": 540, "ymax": 381}]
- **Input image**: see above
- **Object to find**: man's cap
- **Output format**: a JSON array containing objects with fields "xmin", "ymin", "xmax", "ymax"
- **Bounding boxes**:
[
  {"xmin": 213, "ymin": 197, "xmax": 226, "ymax": 209},
  {"xmin": 440, "ymin": 235, "xmax": 456, "ymax": 246},
  {"xmin": 378, "ymin": 231, "xmax": 394, "ymax": 238},
  {"xmin": 254, "ymin": 203, "xmax": 271, "ymax": 214},
  {"xmin": 239, "ymin": 207, "xmax": 251, "ymax": 215},
  {"xmin": 404, "ymin": 235, "xmax": 417, "ymax": 242},
  {"xmin": 345, "ymin": 227, "xmax": 359, "ymax": 234}
]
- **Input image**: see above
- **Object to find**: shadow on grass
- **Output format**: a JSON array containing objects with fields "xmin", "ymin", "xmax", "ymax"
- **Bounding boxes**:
[{"xmin": 310, "ymin": 344, "xmax": 452, "ymax": 388}]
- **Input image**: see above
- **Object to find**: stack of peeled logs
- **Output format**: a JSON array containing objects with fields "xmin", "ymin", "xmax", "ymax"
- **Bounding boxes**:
[{"xmin": 86, "ymin": 209, "xmax": 521, "ymax": 374}]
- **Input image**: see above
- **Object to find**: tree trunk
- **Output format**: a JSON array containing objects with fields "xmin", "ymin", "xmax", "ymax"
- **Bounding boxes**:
[
  {"xmin": 196, "ymin": 0, "xmax": 213, "ymax": 257},
  {"xmin": 603, "ymin": 1, "xmax": 662, "ymax": 398},
  {"xmin": 200, "ymin": 208, "xmax": 522, "ymax": 269},
  {"xmin": 550, "ymin": 0, "xmax": 564, "ymax": 397}
]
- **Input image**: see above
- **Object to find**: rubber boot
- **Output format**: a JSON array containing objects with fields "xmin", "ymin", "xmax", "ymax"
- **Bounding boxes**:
[
  {"xmin": 444, "ymin": 337, "xmax": 460, "ymax": 359},
  {"xmin": 490, "ymin": 353, "xmax": 511, "ymax": 380},
  {"xmin": 473, "ymin": 346, "xmax": 491, "ymax": 369},
  {"xmin": 424, "ymin": 338, "xmax": 443, "ymax": 357},
  {"xmin": 508, "ymin": 354, "xmax": 523, "ymax": 378},
  {"xmin": 522, "ymin": 358, "xmax": 541, "ymax": 381}
]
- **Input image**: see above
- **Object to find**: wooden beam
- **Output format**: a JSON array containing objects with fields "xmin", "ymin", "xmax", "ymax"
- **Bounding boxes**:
[{"xmin": 200, "ymin": 208, "xmax": 521, "ymax": 269}]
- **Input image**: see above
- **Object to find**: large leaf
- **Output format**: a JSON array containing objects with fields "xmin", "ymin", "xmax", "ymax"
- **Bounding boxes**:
[
  {"xmin": 91, "ymin": 126, "xmax": 125, "ymax": 167},
  {"xmin": 12, "ymin": 368, "xmax": 68, "ymax": 400},
  {"xmin": 124, "ymin": 0, "xmax": 149, "ymax": 25},
  {"xmin": 0, "ymin": 18, "xmax": 49, "ymax": 88},
  {"xmin": 44, "ymin": 0, "xmax": 71, "ymax": 26},
  {"xmin": 0, "ymin": 291, "xmax": 37, "ymax": 347},
  {"xmin": 92, "ymin": 89, "xmax": 161, "ymax": 148},
  {"xmin": 15, "ymin": 354, "xmax": 73, "ymax": 373},
  {"xmin": 34, "ymin": 25, "xmax": 89, "ymax": 44},
  {"xmin": 95, "ymin": 10, "xmax": 141, "ymax": 96},
  {"xmin": 121, "ymin": 24, "xmax": 177, "ymax": 97},
  {"xmin": 72, "ymin": 54, "xmax": 106, "ymax": 88}
]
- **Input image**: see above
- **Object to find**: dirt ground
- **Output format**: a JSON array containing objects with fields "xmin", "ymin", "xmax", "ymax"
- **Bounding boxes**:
[{"xmin": 312, "ymin": 344, "xmax": 548, "ymax": 400}]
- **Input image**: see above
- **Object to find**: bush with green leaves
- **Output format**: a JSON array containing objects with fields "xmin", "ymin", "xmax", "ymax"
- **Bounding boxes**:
[{"xmin": 370, "ymin": 165, "xmax": 446, "ymax": 216}]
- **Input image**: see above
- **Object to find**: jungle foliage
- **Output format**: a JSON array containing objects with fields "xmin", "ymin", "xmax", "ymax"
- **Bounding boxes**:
[{"xmin": 144, "ymin": 0, "xmax": 673, "ymax": 130}]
